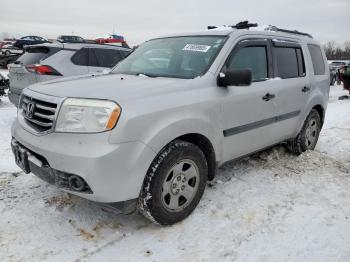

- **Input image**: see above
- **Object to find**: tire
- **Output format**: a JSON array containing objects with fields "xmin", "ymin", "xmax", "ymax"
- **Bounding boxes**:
[
  {"xmin": 288, "ymin": 109, "xmax": 321, "ymax": 155},
  {"xmin": 138, "ymin": 140, "xmax": 208, "ymax": 225}
]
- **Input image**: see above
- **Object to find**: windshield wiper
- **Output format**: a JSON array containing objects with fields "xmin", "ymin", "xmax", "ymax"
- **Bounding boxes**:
[{"xmin": 136, "ymin": 73, "xmax": 158, "ymax": 78}]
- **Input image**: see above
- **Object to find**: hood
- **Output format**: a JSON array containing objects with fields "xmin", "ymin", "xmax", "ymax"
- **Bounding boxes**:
[{"xmin": 27, "ymin": 73, "xmax": 191, "ymax": 103}]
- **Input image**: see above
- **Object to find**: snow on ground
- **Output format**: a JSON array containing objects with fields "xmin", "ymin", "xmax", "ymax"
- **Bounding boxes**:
[{"xmin": 0, "ymin": 80, "xmax": 350, "ymax": 262}]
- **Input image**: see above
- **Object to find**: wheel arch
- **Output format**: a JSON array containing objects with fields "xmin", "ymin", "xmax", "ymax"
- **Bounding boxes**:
[
  {"xmin": 312, "ymin": 104, "xmax": 325, "ymax": 127},
  {"xmin": 146, "ymin": 126, "xmax": 219, "ymax": 181},
  {"xmin": 176, "ymin": 133, "xmax": 217, "ymax": 181}
]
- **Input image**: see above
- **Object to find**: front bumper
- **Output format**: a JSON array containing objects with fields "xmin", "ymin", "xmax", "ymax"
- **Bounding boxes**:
[{"xmin": 11, "ymin": 119, "xmax": 156, "ymax": 203}]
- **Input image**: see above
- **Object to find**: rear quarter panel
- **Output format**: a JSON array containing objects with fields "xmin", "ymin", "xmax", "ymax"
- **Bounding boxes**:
[{"xmin": 296, "ymin": 42, "xmax": 330, "ymax": 133}]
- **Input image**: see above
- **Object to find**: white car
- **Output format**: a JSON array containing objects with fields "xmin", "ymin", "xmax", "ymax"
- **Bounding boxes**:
[
  {"xmin": 8, "ymin": 43, "xmax": 131, "ymax": 106},
  {"xmin": 1, "ymin": 44, "xmax": 24, "ymax": 55}
]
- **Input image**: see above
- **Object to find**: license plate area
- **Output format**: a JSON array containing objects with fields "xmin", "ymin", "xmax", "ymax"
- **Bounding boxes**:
[{"xmin": 11, "ymin": 141, "xmax": 31, "ymax": 174}]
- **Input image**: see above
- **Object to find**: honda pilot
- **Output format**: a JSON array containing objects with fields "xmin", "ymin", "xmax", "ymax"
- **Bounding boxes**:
[{"xmin": 11, "ymin": 22, "xmax": 330, "ymax": 225}]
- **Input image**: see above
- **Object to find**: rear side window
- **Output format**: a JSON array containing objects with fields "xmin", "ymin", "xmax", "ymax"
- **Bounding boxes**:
[
  {"xmin": 308, "ymin": 44, "xmax": 325, "ymax": 75},
  {"xmin": 71, "ymin": 48, "xmax": 89, "ymax": 66},
  {"xmin": 275, "ymin": 47, "xmax": 305, "ymax": 79},
  {"xmin": 89, "ymin": 49, "xmax": 124, "ymax": 68},
  {"xmin": 228, "ymin": 46, "xmax": 268, "ymax": 81},
  {"xmin": 17, "ymin": 47, "xmax": 51, "ymax": 65}
]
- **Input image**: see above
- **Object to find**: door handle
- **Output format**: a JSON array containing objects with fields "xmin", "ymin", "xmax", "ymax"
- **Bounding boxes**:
[
  {"xmin": 302, "ymin": 86, "xmax": 311, "ymax": 93},
  {"xmin": 262, "ymin": 93, "xmax": 276, "ymax": 101}
]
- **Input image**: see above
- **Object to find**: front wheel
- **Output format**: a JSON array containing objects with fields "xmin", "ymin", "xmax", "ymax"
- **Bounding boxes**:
[
  {"xmin": 138, "ymin": 140, "xmax": 208, "ymax": 225},
  {"xmin": 288, "ymin": 109, "xmax": 321, "ymax": 155}
]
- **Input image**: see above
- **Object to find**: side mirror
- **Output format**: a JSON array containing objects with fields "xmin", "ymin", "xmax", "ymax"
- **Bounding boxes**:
[{"xmin": 217, "ymin": 69, "xmax": 252, "ymax": 87}]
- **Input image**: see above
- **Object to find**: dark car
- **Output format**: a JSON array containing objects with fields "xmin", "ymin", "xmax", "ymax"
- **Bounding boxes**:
[
  {"xmin": 57, "ymin": 35, "xmax": 85, "ymax": 43},
  {"xmin": 339, "ymin": 66, "xmax": 350, "ymax": 99},
  {"xmin": 329, "ymin": 61, "xmax": 347, "ymax": 86},
  {"xmin": 13, "ymin": 36, "xmax": 48, "ymax": 49},
  {"xmin": 0, "ymin": 52, "xmax": 22, "ymax": 68},
  {"xmin": 0, "ymin": 73, "xmax": 9, "ymax": 97}
]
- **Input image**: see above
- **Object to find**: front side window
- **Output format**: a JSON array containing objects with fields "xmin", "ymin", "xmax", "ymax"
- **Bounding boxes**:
[
  {"xmin": 228, "ymin": 46, "xmax": 268, "ymax": 81},
  {"xmin": 112, "ymin": 36, "xmax": 226, "ymax": 79},
  {"xmin": 308, "ymin": 44, "xmax": 325, "ymax": 75}
]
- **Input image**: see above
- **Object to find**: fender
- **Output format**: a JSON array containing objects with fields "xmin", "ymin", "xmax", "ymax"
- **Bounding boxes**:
[{"xmin": 143, "ymin": 117, "xmax": 223, "ymax": 163}]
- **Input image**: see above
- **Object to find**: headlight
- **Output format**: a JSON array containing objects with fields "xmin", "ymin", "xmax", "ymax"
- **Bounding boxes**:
[{"xmin": 55, "ymin": 98, "xmax": 121, "ymax": 133}]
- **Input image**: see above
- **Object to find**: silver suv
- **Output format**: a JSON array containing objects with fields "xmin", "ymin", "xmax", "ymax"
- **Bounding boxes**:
[
  {"xmin": 8, "ymin": 43, "xmax": 131, "ymax": 106},
  {"xmin": 11, "ymin": 23, "xmax": 330, "ymax": 225}
]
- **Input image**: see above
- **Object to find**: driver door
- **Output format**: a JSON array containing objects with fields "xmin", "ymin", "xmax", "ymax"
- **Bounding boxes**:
[{"xmin": 221, "ymin": 39, "xmax": 280, "ymax": 162}]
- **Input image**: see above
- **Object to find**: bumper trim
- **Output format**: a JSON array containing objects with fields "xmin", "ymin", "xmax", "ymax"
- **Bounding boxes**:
[{"xmin": 12, "ymin": 138, "xmax": 93, "ymax": 194}]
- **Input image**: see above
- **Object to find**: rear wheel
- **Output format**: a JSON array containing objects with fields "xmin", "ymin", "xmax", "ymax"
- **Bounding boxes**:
[
  {"xmin": 138, "ymin": 140, "xmax": 208, "ymax": 225},
  {"xmin": 288, "ymin": 109, "xmax": 321, "ymax": 155}
]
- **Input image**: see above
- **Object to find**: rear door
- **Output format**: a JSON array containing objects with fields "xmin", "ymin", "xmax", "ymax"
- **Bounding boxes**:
[
  {"xmin": 267, "ymin": 40, "xmax": 311, "ymax": 141},
  {"xmin": 87, "ymin": 48, "xmax": 127, "ymax": 73}
]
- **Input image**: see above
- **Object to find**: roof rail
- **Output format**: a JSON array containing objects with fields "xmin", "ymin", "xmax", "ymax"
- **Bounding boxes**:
[
  {"xmin": 208, "ymin": 21, "xmax": 258, "ymax": 30},
  {"xmin": 265, "ymin": 25, "xmax": 313, "ymax": 38}
]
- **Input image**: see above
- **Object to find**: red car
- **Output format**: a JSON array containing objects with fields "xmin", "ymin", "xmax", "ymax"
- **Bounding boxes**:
[{"xmin": 95, "ymin": 34, "xmax": 129, "ymax": 48}]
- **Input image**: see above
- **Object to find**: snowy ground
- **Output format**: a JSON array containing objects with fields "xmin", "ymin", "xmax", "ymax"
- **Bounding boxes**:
[{"xmin": 1, "ymin": 76, "xmax": 350, "ymax": 262}]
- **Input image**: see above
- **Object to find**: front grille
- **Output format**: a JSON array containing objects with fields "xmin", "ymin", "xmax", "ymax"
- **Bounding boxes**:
[{"xmin": 20, "ymin": 95, "xmax": 58, "ymax": 132}]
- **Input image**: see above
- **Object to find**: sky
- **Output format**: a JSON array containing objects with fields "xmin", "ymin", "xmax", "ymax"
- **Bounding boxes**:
[{"xmin": 0, "ymin": 0, "xmax": 349, "ymax": 46}]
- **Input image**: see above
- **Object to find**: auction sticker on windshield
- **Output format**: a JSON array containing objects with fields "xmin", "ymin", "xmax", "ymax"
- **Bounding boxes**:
[{"xmin": 183, "ymin": 44, "xmax": 211, "ymax": 53}]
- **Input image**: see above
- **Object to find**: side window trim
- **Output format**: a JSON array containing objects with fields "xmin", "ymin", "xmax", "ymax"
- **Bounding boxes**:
[
  {"xmin": 296, "ymin": 48, "xmax": 306, "ymax": 77},
  {"xmin": 221, "ymin": 39, "xmax": 273, "ymax": 82}
]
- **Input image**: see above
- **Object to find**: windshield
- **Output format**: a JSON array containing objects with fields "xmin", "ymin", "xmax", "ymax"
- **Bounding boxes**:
[{"xmin": 112, "ymin": 36, "xmax": 226, "ymax": 79}]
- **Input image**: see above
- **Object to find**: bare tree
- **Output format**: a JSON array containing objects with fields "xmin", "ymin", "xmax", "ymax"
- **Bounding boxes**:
[
  {"xmin": 323, "ymin": 41, "xmax": 350, "ymax": 60},
  {"xmin": 323, "ymin": 41, "xmax": 336, "ymax": 59}
]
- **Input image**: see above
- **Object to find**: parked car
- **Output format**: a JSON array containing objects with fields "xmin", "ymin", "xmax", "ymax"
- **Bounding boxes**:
[
  {"xmin": 95, "ymin": 34, "xmax": 129, "ymax": 48},
  {"xmin": 1, "ymin": 44, "xmax": 24, "ymax": 55},
  {"xmin": 11, "ymin": 22, "xmax": 329, "ymax": 225},
  {"xmin": 0, "ymin": 53, "xmax": 22, "ymax": 68},
  {"xmin": 339, "ymin": 65, "xmax": 350, "ymax": 98},
  {"xmin": 329, "ymin": 61, "xmax": 350, "ymax": 85},
  {"xmin": 57, "ymin": 35, "xmax": 85, "ymax": 43},
  {"xmin": 13, "ymin": 36, "xmax": 48, "ymax": 49},
  {"xmin": 8, "ymin": 43, "xmax": 131, "ymax": 106},
  {"xmin": 0, "ymin": 40, "xmax": 15, "ymax": 49},
  {"xmin": 0, "ymin": 73, "xmax": 9, "ymax": 97}
]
